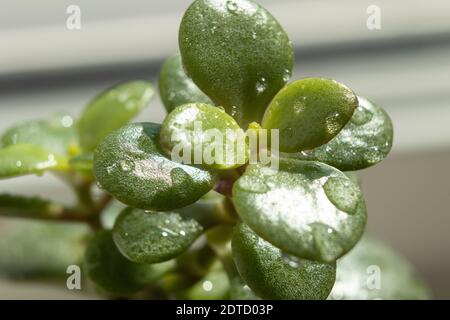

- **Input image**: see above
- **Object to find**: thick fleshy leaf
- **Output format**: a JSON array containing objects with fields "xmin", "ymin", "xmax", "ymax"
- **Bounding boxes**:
[
  {"xmin": 113, "ymin": 207, "xmax": 203, "ymax": 264},
  {"xmin": 93, "ymin": 122, "xmax": 216, "ymax": 211},
  {"xmin": 262, "ymin": 78, "xmax": 358, "ymax": 152},
  {"xmin": 285, "ymin": 97, "xmax": 394, "ymax": 170},
  {"xmin": 179, "ymin": 0, "xmax": 294, "ymax": 127},
  {"xmin": 79, "ymin": 81, "xmax": 154, "ymax": 151},
  {"xmin": 158, "ymin": 54, "xmax": 213, "ymax": 113},
  {"xmin": 232, "ymin": 223, "xmax": 336, "ymax": 300},
  {"xmin": 1, "ymin": 113, "xmax": 78, "ymax": 156},
  {"xmin": 0, "ymin": 194, "xmax": 61, "ymax": 219},
  {"xmin": 0, "ymin": 144, "xmax": 66, "ymax": 179},
  {"xmin": 0, "ymin": 220, "xmax": 90, "ymax": 279},
  {"xmin": 85, "ymin": 230, "xmax": 175, "ymax": 295},
  {"xmin": 329, "ymin": 235, "xmax": 430, "ymax": 300},
  {"xmin": 232, "ymin": 159, "xmax": 367, "ymax": 262},
  {"xmin": 160, "ymin": 103, "xmax": 247, "ymax": 169}
]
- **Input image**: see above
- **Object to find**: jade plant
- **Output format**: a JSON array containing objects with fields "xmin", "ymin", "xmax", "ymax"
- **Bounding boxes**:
[{"xmin": 0, "ymin": 0, "xmax": 429, "ymax": 300}]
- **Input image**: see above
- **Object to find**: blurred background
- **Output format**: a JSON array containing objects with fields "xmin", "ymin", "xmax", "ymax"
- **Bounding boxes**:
[{"xmin": 0, "ymin": 0, "xmax": 449, "ymax": 298}]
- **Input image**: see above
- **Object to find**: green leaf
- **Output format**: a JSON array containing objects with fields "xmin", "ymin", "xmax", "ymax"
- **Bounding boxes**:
[
  {"xmin": 93, "ymin": 122, "xmax": 216, "ymax": 211},
  {"xmin": 69, "ymin": 153, "xmax": 94, "ymax": 174},
  {"xmin": 85, "ymin": 230, "xmax": 175, "ymax": 296},
  {"xmin": 261, "ymin": 78, "xmax": 358, "ymax": 152},
  {"xmin": 113, "ymin": 207, "xmax": 203, "ymax": 264},
  {"xmin": 158, "ymin": 54, "xmax": 213, "ymax": 113},
  {"xmin": 1, "ymin": 113, "xmax": 78, "ymax": 156},
  {"xmin": 179, "ymin": 0, "xmax": 294, "ymax": 127},
  {"xmin": 0, "ymin": 194, "xmax": 62, "ymax": 219},
  {"xmin": 160, "ymin": 103, "xmax": 247, "ymax": 169},
  {"xmin": 232, "ymin": 159, "xmax": 367, "ymax": 262},
  {"xmin": 79, "ymin": 81, "xmax": 154, "ymax": 151},
  {"xmin": 284, "ymin": 97, "xmax": 394, "ymax": 170},
  {"xmin": 329, "ymin": 235, "xmax": 430, "ymax": 300},
  {"xmin": 100, "ymin": 200, "xmax": 127, "ymax": 230},
  {"xmin": 0, "ymin": 220, "xmax": 90, "ymax": 279},
  {"xmin": 181, "ymin": 263, "xmax": 230, "ymax": 300},
  {"xmin": 0, "ymin": 144, "xmax": 66, "ymax": 179},
  {"xmin": 232, "ymin": 223, "xmax": 336, "ymax": 300},
  {"xmin": 229, "ymin": 277, "xmax": 260, "ymax": 300}
]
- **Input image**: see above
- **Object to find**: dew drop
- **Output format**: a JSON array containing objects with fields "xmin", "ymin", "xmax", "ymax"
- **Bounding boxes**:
[
  {"xmin": 61, "ymin": 115, "xmax": 73, "ymax": 128},
  {"xmin": 202, "ymin": 280, "xmax": 213, "ymax": 292},
  {"xmin": 255, "ymin": 77, "xmax": 267, "ymax": 94},
  {"xmin": 226, "ymin": 0, "xmax": 238, "ymax": 13},
  {"xmin": 120, "ymin": 160, "xmax": 133, "ymax": 172},
  {"xmin": 351, "ymin": 106, "xmax": 373, "ymax": 125},
  {"xmin": 283, "ymin": 69, "xmax": 291, "ymax": 82},
  {"xmin": 282, "ymin": 252, "xmax": 303, "ymax": 269},
  {"xmin": 16, "ymin": 160, "xmax": 22, "ymax": 168},
  {"xmin": 323, "ymin": 176, "xmax": 360, "ymax": 215}
]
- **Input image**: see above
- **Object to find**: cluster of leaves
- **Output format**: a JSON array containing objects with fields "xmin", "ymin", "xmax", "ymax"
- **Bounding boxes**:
[{"xmin": 0, "ymin": 0, "xmax": 429, "ymax": 299}]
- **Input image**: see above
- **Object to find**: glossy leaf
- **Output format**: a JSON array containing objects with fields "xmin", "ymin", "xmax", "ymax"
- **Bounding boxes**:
[
  {"xmin": 0, "ymin": 194, "xmax": 61, "ymax": 219},
  {"xmin": 160, "ymin": 103, "xmax": 247, "ymax": 169},
  {"xmin": 179, "ymin": 0, "xmax": 294, "ymax": 127},
  {"xmin": 85, "ymin": 230, "xmax": 175, "ymax": 295},
  {"xmin": 1, "ymin": 113, "xmax": 78, "ymax": 156},
  {"xmin": 113, "ymin": 207, "xmax": 203, "ymax": 264},
  {"xmin": 0, "ymin": 144, "xmax": 66, "ymax": 179},
  {"xmin": 159, "ymin": 54, "xmax": 213, "ymax": 113},
  {"xmin": 93, "ymin": 122, "xmax": 216, "ymax": 211},
  {"xmin": 232, "ymin": 223, "xmax": 336, "ymax": 300},
  {"xmin": 262, "ymin": 78, "xmax": 358, "ymax": 152},
  {"xmin": 232, "ymin": 159, "xmax": 367, "ymax": 262},
  {"xmin": 79, "ymin": 81, "xmax": 154, "ymax": 151},
  {"xmin": 285, "ymin": 97, "xmax": 394, "ymax": 170},
  {"xmin": 0, "ymin": 220, "xmax": 90, "ymax": 279},
  {"xmin": 329, "ymin": 235, "xmax": 430, "ymax": 300}
]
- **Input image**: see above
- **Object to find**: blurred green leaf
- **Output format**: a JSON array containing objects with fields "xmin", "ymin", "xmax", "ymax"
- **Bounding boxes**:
[
  {"xmin": 181, "ymin": 263, "xmax": 230, "ymax": 300},
  {"xmin": 232, "ymin": 223, "xmax": 336, "ymax": 300},
  {"xmin": 113, "ymin": 207, "xmax": 203, "ymax": 264},
  {"xmin": 0, "ymin": 144, "xmax": 66, "ymax": 179},
  {"xmin": 0, "ymin": 194, "xmax": 62, "ymax": 219},
  {"xmin": 160, "ymin": 103, "xmax": 247, "ymax": 169},
  {"xmin": 85, "ymin": 230, "xmax": 175, "ymax": 296},
  {"xmin": 329, "ymin": 235, "xmax": 430, "ymax": 300},
  {"xmin": 68, "ymin": 153, "xmax": 94, "ymax": 176},
  {"xmin": 232, "ymin": 159, "xmax": 367, "ymax": 263},
  {"xmin": 93, "ymin": 122, "xmax": 216, "ymax": 211},
  {"xmin": 159, "ymin": 54, "xmax": 213, "ymax": 113},
  {"xmin": 1, "ymin": 113, "xmax": 78, "ymax": 156},
  {"xmin": 0, "ymin": 220, "xmax": 90, "ymax": 279},
  {"xmin": 262, "ymin": 78, "xmax": 358, "ymax": 152},
  {"xmin": 229, "ymin": 277, "xmax": 260, "ymax": 300},
  {"xmin": 285, "ymin": 97, "xmax": 394, "ymax": 170},
  {"xmin": 179, "ymin": 0, "xmax": 294, "ymax": 127},
  {"xmin": 79, "ymin": 81, "xmax": 154, "ymax": 151}
]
